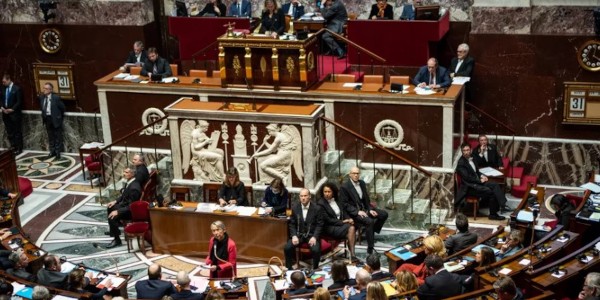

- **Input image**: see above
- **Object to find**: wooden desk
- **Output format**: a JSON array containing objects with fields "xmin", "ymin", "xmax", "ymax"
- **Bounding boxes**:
[
  {"xmin": 384, "ymin": 228, "xmax": 455, "ymax": 272},
  {"xmin": 150, "ymin": 202, "xmax": 288, "ymax": 262},
  {"xmin": 314, "ymin": 81, "xmax": 451, "ymax": 98},
  {"xmin": 509, "ymin": 185, "xmax": 545, "ymax": 244},
  {"xmin": 293, "ymin": 20, "xmax": 325, "ymax": 32}
]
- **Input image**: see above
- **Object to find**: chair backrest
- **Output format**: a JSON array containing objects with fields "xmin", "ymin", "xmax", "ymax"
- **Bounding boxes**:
[
  {"xmin": 189, "ymin": 69, "xmax": 207, "ymax": 77},
  {"xmin": 332, "ymin": 74, "xmax": 355, "ymax": 83},
  {"xmin": 171, "ymin": 186, "xmax": 191, "ymax": 202},
  {"xmin": 130, "ymin": 200, "xmax": 150, "ymax": 222},
  {"xmin": 130, "ymin": 67, "xmax": 142, "ymax": 75},
  {"xmin": 245, "ymin": 185, "xmax": 254, "ymax": 206},
  {"xmin": 389, "ymin": 75, "xmax": 409, "ymax": 84},
  {"xmin": 202, "ymin": 183, "xmax": 222, "ymax": 203},
  {"xmin": 170, "ymin": 64, "xmax": 178, "ymax": 76},
  {"xmin": 363, "ymin": 75, "xmax": 383, "ymax": 84},
  {"xmin": 212, "ymin": 70, "xmax": 221, "ymax": 78},
  {"xmin": 454, "ymin": 172, "xmax": 462, "ymax": 188}
]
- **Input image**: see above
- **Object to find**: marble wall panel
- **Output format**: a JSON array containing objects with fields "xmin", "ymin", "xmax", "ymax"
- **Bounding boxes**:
[{"xmin": 471, "ymin": 7, "xmax": 531, "ymax": 34}]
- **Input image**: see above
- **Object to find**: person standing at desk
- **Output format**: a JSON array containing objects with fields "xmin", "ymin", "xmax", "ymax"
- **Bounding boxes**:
[
  {"xmin": 218, "ymin": 167, "xmax": 247, "ymax": 206},
  {"xmin": 412, "ymin": 57, "xmax": 451, "ymax": 89},
  {"xmin": 1, "ymin": 74, "xmax": 23, "ymax": 155},
  {"xmin": 198, "ymin": 0, "xmax": 227, "ymax": 17},
  {"xmin": 141, "ymin": 47, "xmax": 173, "ymax": 79},
  {"xmin": 449, "ymin": 43, "xmax": 474, "ymax": 78},
  {"xmin": 472, "ymin": 134, "xmax": 503, "ymax": 169},
  {"xmin": 39, "ymin": 82, "xmax": 65, "ymax": 159},
  {"xmin": 369, "ymin": 0, "xmax": 393, "ymax": 20},
  {"xmin": 259, "ymin": 0, "xmax": 285, "ymax": 36},
  {"xmin": 205, "ymin": 220, "xmax": 237, "ymax": 278},
  {"xmin": 282, "ymin": 0, "xmax": 304, "ymax": 20},
  {"xmin": 321, "ymin": 0, "xmax": 347, "ymax": 59},
  {"xmin": 227, "ymin": 0, "xmax": 251, "ymax": 17}
]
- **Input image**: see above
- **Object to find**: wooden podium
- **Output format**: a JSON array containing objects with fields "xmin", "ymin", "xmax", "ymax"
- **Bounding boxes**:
[{"xmin": 217, "ymin": 33, "xmax": 319, "ymax": 91}]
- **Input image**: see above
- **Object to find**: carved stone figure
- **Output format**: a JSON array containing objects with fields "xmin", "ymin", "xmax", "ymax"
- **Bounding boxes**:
[
  {"xmin": 180, "ymin": 120, "xmax": 225, "ymax": 182},
  {"xmin": 249, "ymin": 124, "xmax": 303, "ymax": 185}
]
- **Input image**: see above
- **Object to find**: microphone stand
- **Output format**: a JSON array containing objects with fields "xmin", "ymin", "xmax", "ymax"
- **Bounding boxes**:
[
  {"xmin": 527, "ymin": 208, "xmax": 539, "ymax": 273},
  {"xmin": 92, "ymin": 242, "xmax": 120, "ymax": 276}
]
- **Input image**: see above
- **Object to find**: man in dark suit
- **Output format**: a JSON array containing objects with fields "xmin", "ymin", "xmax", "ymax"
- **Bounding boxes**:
[
  {"xmin": 135, "ymin": 264, "xmax": 177, "ymax": 299},
  {"xmin": 444, "ymin": 213, "xmax": 478, "ymax": 255},
  {"xmin": 494, "ymin": 276, "xmax": 524, "ymax": 300},
  {"xmin": 227, "ymin": 0, "xmax": 251, "ymax": 17},
  {"xmin": 39, "ymin": 82, "xmax": 65, "ymax": 159},
  {"xmin": 141, "ymin": 47, "xmax": 173, "ymax": 79},
  {"xmin": 472, "ymin": 134, "xmax": 503, "ymax": 169},
  {"xmin": 288, "ymin": 271, "xmax": 316, "ymax": 295},
  {"xmin": 321, "ymin": 0, "xmax": 347, "ymax": 59},
  {"xmin": 120, "ymin": 41, "xmax": 148, "ymax": 72},
  {"xmin": 455, "ymin": 143, "xmax": 506, "ymax": 221},
  {"xmin": 340, "ymin": 167, "xmax": 388, "ymax": 254},
  {"xmin": 449, "ymin": 43, "xmax": 474, "ymax": 78},
  {"xmin": 7, "ymin": 251, "xmax": 35, "ymax": 282},
  {"xmin": 365, "ymin": 253, "xmax": 393, "ymax": 280},
  {"xmin": 105, "ymin": 166, "xmax": 142, "ymax": 248},
  {"xmin": 284, "ymin": 188, "xmax": 324, "ymax": 270},
  {"xmin": 37, "ymin": 255, "xmax": 68, "ymax": 289},
  {"xmin": 417, "ymin": 254, "xmax": 469, "ymax": 300},
  {"xmin": 1, "ymin": 74, "xmax": 23, "ymax": 155},
  {"xmin": 282, "ymin": 0, "xmax": 304, "ymax": 20},
  {"xmin": 412, "ymin": 57, "xmax": 452, "ymax": 89},
  {"xmin": 171, "ymin": 270, "xmax": 204, "ymax": 300},
  {"xmin": 132, "ymin": 153, "xmax": 149, "ymax": 186},
  {"xmin": 343, "ymin": 269, "xmax": 370, "ymax": 300}
]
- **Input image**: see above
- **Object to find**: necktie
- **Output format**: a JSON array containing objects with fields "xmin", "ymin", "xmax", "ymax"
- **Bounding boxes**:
[
  {"xmin": 43, "ymin": 96, "xmax": 49, "ymax": 116},
  {"xmin": 153, "ymin": 64, "xmax": 158, "ymax": 73},
  {"xmin": 4, "ymin": 87, "xmax": 9, "ymax": 107},
  {"xmin": 292, "ymin": 5, "xmax": 296, "ymax": 18},
  {"xmin": 238, "ymin": 3, "xmax": 241, "ymax": 15}
]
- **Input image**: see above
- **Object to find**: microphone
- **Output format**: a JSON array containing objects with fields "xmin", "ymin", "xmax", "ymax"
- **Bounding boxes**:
[
  {"xmin": 92, "ymin": 243, "xmax": 120, "ymax": 276},
  {"xmin": 213, "ymin": 242, "xmax": 236, "ymax": 280}
]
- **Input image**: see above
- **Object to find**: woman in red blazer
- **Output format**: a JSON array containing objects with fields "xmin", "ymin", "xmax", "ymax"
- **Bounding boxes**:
[{"xmin": 205, "ymin": 220, "xmax": 237, "ymax": 278}]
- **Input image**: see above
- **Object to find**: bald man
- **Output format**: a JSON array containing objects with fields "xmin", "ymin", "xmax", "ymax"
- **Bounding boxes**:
[
  {"xmin": 412, "ymin": 57, "xmax": 451, "ymax": 89},
  {"xmin": 135, "ymin": 264, "xmax": 176, "ymax": 299},
  {"xmin": 284, "ymin": 188, "xmax": 324, "ymax": 270},
  {"xmin": 340, "ymin": 167, "xmax": 388, "ymax": 254}
]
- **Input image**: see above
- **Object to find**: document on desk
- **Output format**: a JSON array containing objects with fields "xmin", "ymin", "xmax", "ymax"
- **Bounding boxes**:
[
  {"xmin": 80, "ymin": 142, "xmax": 104, "ymax": 149},
  {"xmin": 237, "ymin": 206, "xmax": 257, "ymax": 216},
  {"xmin": 197, "ymin": 202, "xmax": 219, "ymax": 212},
  {"xmin": 452, "ymin": 76, "xmax": 471, "ymax": 85},
  {"xmin": 580, "ymin": 182, "xmax": 600, "ymax": 193},
  {"xmin": 113, "ymin": 73, "xmax": 129, "ymax": 79},
  {"xmin": 516, "ymin": 210, "xmax": 534, "ymax": 223},
  {"xmin": 342, "ymin": 83, "xmax": 362, "ymax": 88},
  {"xmin": 414, "ymin": 87, "xmax": 437, "ymax": 95},
  {"xmin": 97, "ymin": 275, "xmax": 125, "ymax": 289},
  {"xmin": 479, "ymin": 167, "xmax": 504, "ymax": 177},
  {"xmin": 189, "ymin": 276, "xmax": 209, "ymax": 293},
  {"xmin": 161, "ymin": 77, "xmax": 178, "ymax": 83}
]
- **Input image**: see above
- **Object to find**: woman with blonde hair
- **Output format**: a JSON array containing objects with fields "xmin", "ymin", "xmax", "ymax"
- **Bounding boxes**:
[
  {"xmin": 394, "ymin": 270, "xmax": 418, "ymax": 293},
  {"xmin": 366, "ymin": 282, "xmax": 387, "ymax": 300},
  {"xmin": 313, "ymin": 287, "xmax": 330, "ymax": 300},
  {"xmin": 394, "ymin": 235, "xmax": 446, "ymax": 285}
]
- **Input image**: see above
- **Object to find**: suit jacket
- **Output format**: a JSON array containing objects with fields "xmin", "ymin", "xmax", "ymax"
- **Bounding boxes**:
[
  {"xmin": 369, "ymin": 3, "xmax": 393, "ymax": 19},
  {"xmin": 417, "ymin": 270, "xmax": 467, "ymax": 300},
  {"xmin": 399, "ymin": 3, "xmax": 415, "ymax": 20},
  {"xmin": 317, "ymin": 197, "xmax": 350, "ymax": 227},
  {"xmin": 228, "ymin": 0, "xmax": 251, "ymax": 17},
  {"xmin": 136, "ymin": 164, "xmax": 150, "ymax": 186},
  {"xmin": 125, "ymin": 50, "xmax": 148, "ymax": 65},
  {"xmin": 218, "ymin": 182, "xmax": 247, "ymax": 206},
  {"xmin": 199, "ymin": 2, "xmax": 227, "ymax": 16},
  {"xmin": 454, "ymin": 156, "xmax": 483, "ymax": 207},
  {"xmin": 289, "ymin": 201, "xmax": 323, "ymax": 240},
  {"xmin": 171, "ymin": 289, "xmax": 205, "ymax": 300},
  {"xmin": 340, "ymin": 179, "xmax": 371, "ymax": 219},
  {"xmin": 37, "ymin": 268, "xmax": 68, "ymax": 289},
  {"xmin": 288, "ymin": 286, "xmax": 316, "ymax": 295},
  {"xmin": 444, "ymin": 231, "xmax": 478, "ymax": 255},
  {"xmin": 322, "ymin": 0, "xmax": 347, "ymax": 33},
  {"xmin": 449, "ymin": 56, "xmax": 474, "ymax": 77},
  {"xmin": 7, "ymin": 268, "xmax": 36, "ymax": 282},
  {"xmin": 116, "ymin": 180, "xmax": 142, "ymax": 215},
  {"xmin": 259, "ymin": 9, "xmax": 286, "ymax": 35},
  {"xmin": 141, "ymin": 57, "xmax": 173, "ymax": 78},
  {"xmin": 205, "ymin": 237, "xmax": 237, "ymax": 278},
  {"xmin": 472, "ymin": 143, "xmax": 502, "ymax": 169},
  {"xmin": 39, "ymin": 93, "xmax": 65, "ymax": 128},
  {"xmin": 1, "ymin": 83, "xmax": 23, "ymax": 120},
  {"xmin": 135, "ymin": 279, "xmax": 177, "ymax": 299},
  {"xmin": 371, "ymin": 270, "xmax": 393, "ymax": 280},
  {"xmin": 349, "ymin": 289, "xmax": 367, "ymax": 300},
  {"xmin": 282, "ymin": 2, "xmax": 305, "ymax": 20},
  {"xmin": 412, "ymin": 65, "xmax": 452, "ymax": 88}
]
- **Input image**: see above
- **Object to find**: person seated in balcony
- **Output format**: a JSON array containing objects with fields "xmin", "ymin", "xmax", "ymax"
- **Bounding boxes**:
[
  {"xmin": 218, "ymin": 167, "xmax": 248, "ymax": 207},
  {"xmin": 455, "ymin": 143, "xmax": 507, "ymax": 221},
  {"xmin": 259, "ymin": 0, "xmax": 285, "ymax": 36},
  {"xmin": 261, "ymin": 178, "xmax": 289, "ymax": 216},
  {"xmin": 317, "ymin": 182, "xmax": 357, "ymax": 260},
  {"xmin": 497, "ymin": 230, "xmax": 523, "ymax": 261},
  {"xmin": 198, "ymin": 0, "xmax": 227, "ymax": 17},
  {"xmin": 327, "ymin": 260, "xmax": 356, "ymax": 290},
  {"xmin": 412, "ymin": 57, "xmax": 451, "ymax": 89},
  {"xmin": 227, "ymin": 0, "xmax": 251, "ymax": 17},
  {"xmin": 282, "ymin": 0, "xmax": 304, "ymax": 20},
  {"xmin": 205, "ymin": 220, "xmax": 237, "ymax": 278},
  {"xmin": 472, "ymin": 134, "xmax": 503, "ymax": 170},
  {"xmin": 444, "ymin": 213, "xmax": 478, "ymax": 255},
  {"xmin": 37, "ymin": 255, "xmax": 68, "ymax": 289},
  {"xmin": 140, "ymin": 47, "xmax": 172, "ymax": 79},
  {"xmin": 395, "ymin": 235, "xmax": 446, "ymax": 285},
  {"xmin": 288, "ymin": 271, "xmax": 315, "ymax": 295},
  {"xmin": 369, "ymin": 0, "xmax": 393, "ymax": 20}
]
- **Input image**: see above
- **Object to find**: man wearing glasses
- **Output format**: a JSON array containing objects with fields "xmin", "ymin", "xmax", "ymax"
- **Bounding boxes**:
[
  {"xmin": 412, "ymin": 57, "xmax": 451, "ymax": 89},
  {"xmin": 449, "ymin": 43, "xmax": 474, "ymax": 78},
  {"xmin": 579, "ymin": 272, "xmax": 600, "ymax": 300}
]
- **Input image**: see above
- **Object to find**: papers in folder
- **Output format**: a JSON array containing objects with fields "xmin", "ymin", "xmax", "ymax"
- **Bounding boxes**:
[
  {"xmin": 389, "ymin": 246, "xmax": 417, "ymax": 260},
  {"xmin": 471, "ymin": 244, "xmax": 500, "ymax": 255},
  {"xmin": 97, "ymin": 275, "xmax": 125, "ymax": 289},
  {"xmin": 516, "ymin": 210, "xmax": 534, "ymax": 223},
  {"xmin": 414, "ymin": 87, "xmax": 437, "ymax": 95},
  {"xmin": 580, "ymin": 182, "xmax": 600, "ymax": 193},
  {"xmin": 452, "ymin": 76, "xmax": 471, "ymax": 85},
  {"xmin": 479, "ymin": 167, "xmax": 503, "ymax": 177}
]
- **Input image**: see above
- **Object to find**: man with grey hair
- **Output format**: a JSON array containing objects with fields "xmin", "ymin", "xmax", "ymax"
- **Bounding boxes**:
[
  {"xmin": 32, "ymin": 286, "xmax": 50, "ymax": 300},
  {"xmin": 343, "ymin": 269, "xmax": 371, "ymax": 300},
  {"xmin": 493, "ymin": 276, "xmax": 523, "ymax": 300},
  {"xmin": 132, "ymin": 153, "xmax": 149, "ymax": 185},
  {"xmin": 7, "ymin": 250, "xmax": 35, "ymax": 282},
  {"xmin": 579, "ymin": 272, "xmax": 600, "ymax": 300},
  {"xmin": 450, "ymin": 43, "xmax": 474, "ymax": 78},
  {"xmin": 120, "ymin": 41, "xmax": 147, "ymax": 72},
  {"xmin": 172, "ymin": 270, "xmax": 204, "ymax": 300},
  {"xmin": 105, "ymin": 166, "xmax": 142, "ymax": 248}
]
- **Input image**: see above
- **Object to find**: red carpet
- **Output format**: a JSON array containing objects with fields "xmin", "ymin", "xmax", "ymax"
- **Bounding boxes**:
[{"xmin": 318, "ymin": 54, "xmax": 350, "ymax": 81}]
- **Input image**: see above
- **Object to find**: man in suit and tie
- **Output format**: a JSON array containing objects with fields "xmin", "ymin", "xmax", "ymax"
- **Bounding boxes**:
[
  {"xmin": 449, "ymin": 43, "xmax": 474, "ymax": 78},
  {"xmin": 105, "ymin": 166, "xmax": 142, "ymax": 248},
  {"xmin": 340, "ymin": 167, "xmax": 388, "ymax": 254},
  {"xmin": 472, "ymin": 134, "xmax": 503, "ymax": 169},
  {"xmin": 39, "ymin": 82, "xmax": 65, "ymax": 159},
  {"xmin": 132, "ymin": 153, "xmax": 149, "ymax": 186},
  {"xmin": 227, "ymin": 0, "xmax": 251, "ymax": 17},
  {"xmin": 282, "ymin": 0, "xmax": 304, "ymax": 20},
  {"xmin": 321, "ymin": 0, "xmax": 348, "ymax": 59},
  {"xmin": 120, "ymin": 41, "xmax": 148, "ymax": 72},
  {"xmin": 135, "ymin": 264, "xmax": 177, "ymax": 299},
  {"xmin": 1, "ymin": 74, "xmax": 23, "ymax": 155},
  {"xmin": 284, "ymin": 188, "xmax": 324, "ymax": 270},
  {"xmin": 417, "ymin": 254, "xmax": 469, "ymax": 300},
  {"xmin": 412, "ymin": 57, "xmax": 452, "ymax": 89},
  {"xmin": 141, "ymin": 47, "xmax": 173, "ymax": 79},
  {"xmin": 444, "ymin": 213, "xmax": 478, "ymax": 255},
  {"xmin": 455, "ymin": 143, "xmax": 506, "ymax": 220}
]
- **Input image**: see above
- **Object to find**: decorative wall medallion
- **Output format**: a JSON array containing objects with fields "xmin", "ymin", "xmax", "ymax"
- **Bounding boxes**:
[
  {"xmin": 374, "ymin": 120, "xmax": 414, "ymax": 151},
  {"xmin": 140, "ymin": 108, "xmax": 169, "ymax": 136},
  {"xmin": 260, "ymin": 56, "xmax": 267, "ymax": 77},
  {"xmin": 233, "ymin": 55, "xmax": 241, "ymax": 77},
  {"xmin": 307, "ymin": 51, "xmax": 315, "ymax": 71},
  {"xmin": 286, "ymin": 57, "xmax": 295, "ymax": 77}
]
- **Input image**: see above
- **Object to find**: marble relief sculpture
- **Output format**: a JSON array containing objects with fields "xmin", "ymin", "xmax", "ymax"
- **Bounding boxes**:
[
  {"xmin": 249, "ymin": 124, "xmax": 303, "ymax": 185},
  {"xmin": 180, "ymin": 120, "xmax": 225, "ymax": 182}
]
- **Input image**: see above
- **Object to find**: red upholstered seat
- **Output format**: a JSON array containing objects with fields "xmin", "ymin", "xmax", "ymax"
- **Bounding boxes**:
[
  {"xmin": 18, "ymin": 177, "xmax": 32, "ymax": 198},
  {"xmin": 455, "ymin": 173, "xmax": 480, "ymax": 220},
  {"xmin": 124, "ymin": 222, "xmax": 149, "ymax": 233},
  {"xmin": 298, "ymin": 237, "xmax": 341, "ymax": 263},
  {"xmin": 84, "ymin": 153, "xmax": 104, "ymax": 187},
  {"xmin": 511, "ymin": 175, "xmax": 538, "ymax": 198},
  {"xmin": 124, "ymin": 201, "xmax": 150, "ymax": 252}
]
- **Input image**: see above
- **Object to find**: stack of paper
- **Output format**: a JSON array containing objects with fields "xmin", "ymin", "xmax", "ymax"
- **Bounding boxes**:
[
  {"xmin": 113, "ymin": 73, "xmax": 129, "ymax": 79},
  {"xmin": 479, "ymin": 167, "xmax": 504, "ymax": 177}
]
